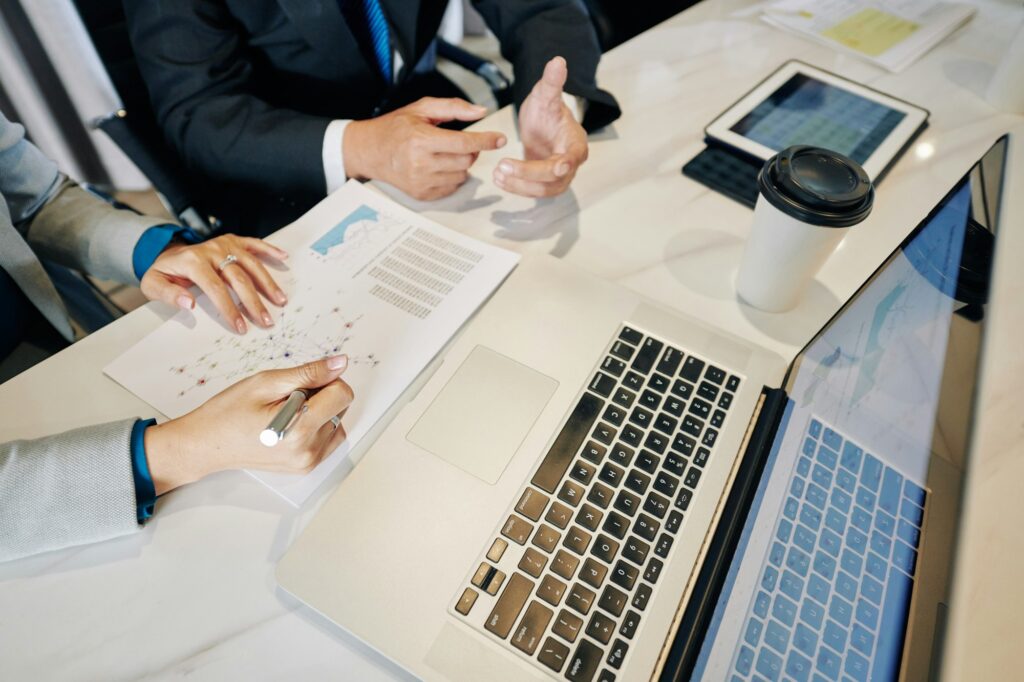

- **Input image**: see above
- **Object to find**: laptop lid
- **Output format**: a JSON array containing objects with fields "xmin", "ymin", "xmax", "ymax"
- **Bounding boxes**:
[{"xmin": 662, "ymin": 135, "xmax": 1008, "ymax": 681}]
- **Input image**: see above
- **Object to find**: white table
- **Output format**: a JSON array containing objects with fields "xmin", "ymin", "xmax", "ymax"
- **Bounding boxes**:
[{"xmin": 2, "ymin": 1, "xmax": 1021, "ymax": 679}]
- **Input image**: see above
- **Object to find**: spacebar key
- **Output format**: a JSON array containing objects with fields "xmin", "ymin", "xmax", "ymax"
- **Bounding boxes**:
[{"xmin": 531, "ymin": 393, "xmax": 603, "ymax": 494}]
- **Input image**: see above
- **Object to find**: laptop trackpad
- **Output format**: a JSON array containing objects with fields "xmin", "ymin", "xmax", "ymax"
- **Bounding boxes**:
[{"xmin": 407, "ymin": 345, "xmax": 558, "ymax": 484}]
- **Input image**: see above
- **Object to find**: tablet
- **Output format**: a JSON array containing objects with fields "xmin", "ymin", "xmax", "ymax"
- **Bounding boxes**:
[{"xmin": 705, "ymin": 61, "xmax": 929, "ymax": 180}]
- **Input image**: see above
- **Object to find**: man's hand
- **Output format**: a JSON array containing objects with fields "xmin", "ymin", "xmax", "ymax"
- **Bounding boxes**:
[
  {"xmin": 140, "ymin": 234, "xmax": 289, "ymax": 334},
  {"xmin": 495, "ymin": 57, "xmax": 588, "ymax": 198},
  {"xmin": 344, "ymin": 97, "xmax": 507, "ymax": 201},
  {"xmin": 144, "ymin": 355, "xmax": 354, "ymax": 495}
]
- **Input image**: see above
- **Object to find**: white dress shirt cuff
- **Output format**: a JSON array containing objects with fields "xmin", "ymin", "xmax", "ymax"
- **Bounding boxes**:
[{"xmin": 323, "ymin": 119, "xmax": 352, "ymax": 194}]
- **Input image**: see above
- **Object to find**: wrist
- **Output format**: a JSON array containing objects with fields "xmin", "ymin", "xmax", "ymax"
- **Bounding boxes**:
[
  {"xmin": 145, "ymin": 420, "xmax": 212, "ymax": 495},
  {"xmin": 342, "ymin": 119, "xmax": 374, "ymax": 181}
]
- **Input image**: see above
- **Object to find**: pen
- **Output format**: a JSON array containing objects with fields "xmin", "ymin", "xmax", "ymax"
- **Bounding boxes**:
[{"xmin": 260, "ymin": 389, "xmax": 309, "ymax": 447}]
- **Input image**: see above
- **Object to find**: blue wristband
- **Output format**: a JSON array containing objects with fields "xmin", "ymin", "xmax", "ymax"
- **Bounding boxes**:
[{"xmin": 130, "ymin": 418, "xmax": 158, "ymax": 523}]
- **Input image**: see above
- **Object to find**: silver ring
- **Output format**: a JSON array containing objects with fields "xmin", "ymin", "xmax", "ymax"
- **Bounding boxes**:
[
  {"xmin": 330, "ymin": 415, "xmax": 342, "ymax": 430},
  {"xmin": 217, "ymin": 253, "xmax": 238, "ymax": 271}
]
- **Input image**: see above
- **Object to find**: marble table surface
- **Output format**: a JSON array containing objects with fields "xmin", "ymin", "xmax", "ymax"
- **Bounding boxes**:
[{"xmin": 1, "ymin": 0, "xmax": 1021, "ymax": 679}]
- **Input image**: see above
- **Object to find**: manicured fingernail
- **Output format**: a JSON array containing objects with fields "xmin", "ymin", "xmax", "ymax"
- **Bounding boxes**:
[
  {"xmin": 496, "ymin": 135, "xmax": 507, "ymax": 148},
  {"xmin": 176, "ymin": 295, "xmax": 194, "ymax": 310},
  {"xmin": 494, "ymin": 172, "xmax": 505, "ymax": 185},
  {"xmin": 555, "ymin": 163, "xmax": 570, "ymax": 177},
  {"xmin": 327, "ymin": 354, "xmax": 349, "ymax": 371},
  {"xmin": 275, "ymin": 290, "xmax": 287, "ymax": 305},
  {"xmin": 262, "ymin": 312, "xmax": 273, "ymax": 327},
  {"xmin": 498, "ymin": 161, "xmax": 513, "ymax": 175},
  {"xmin": 235, "ymin": 318, "xmax": 246, "ymax": 334}
]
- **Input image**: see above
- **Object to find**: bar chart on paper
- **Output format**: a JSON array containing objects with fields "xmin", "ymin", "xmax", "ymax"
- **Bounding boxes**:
[{"xmin": 106, "ymin": 181, "xmax": 519, "ymax": 505}]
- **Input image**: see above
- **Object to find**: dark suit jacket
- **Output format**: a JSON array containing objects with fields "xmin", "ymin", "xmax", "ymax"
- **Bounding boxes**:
[{"xmin": 123, "ymin": 0, "xmax": 620, "ymax": 233}]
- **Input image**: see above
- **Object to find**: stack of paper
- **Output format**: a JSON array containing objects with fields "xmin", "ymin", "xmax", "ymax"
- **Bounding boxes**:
[{"xmin": 761, "ymin": 0, "xmax": 975, "ymax": 72}]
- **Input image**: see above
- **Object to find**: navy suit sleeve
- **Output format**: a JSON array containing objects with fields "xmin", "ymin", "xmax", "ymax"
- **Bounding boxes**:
[{"xmin": 471, "ymin": 0, "xmax": 621, "ymax": 131}]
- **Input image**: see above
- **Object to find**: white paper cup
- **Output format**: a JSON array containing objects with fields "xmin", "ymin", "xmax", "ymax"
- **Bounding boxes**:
[{"xmin": 737, "ymin": 146, "xmax": 874, "ymax": 313}]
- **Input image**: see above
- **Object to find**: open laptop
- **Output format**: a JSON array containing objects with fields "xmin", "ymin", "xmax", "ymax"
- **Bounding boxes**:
[{"xmin": 277, "ymin": 135, "xmax": 1008, "ymax": 682}]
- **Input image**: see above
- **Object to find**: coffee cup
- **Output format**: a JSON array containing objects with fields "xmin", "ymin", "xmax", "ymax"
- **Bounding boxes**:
[{"xmin": 736, "ymin": 146, "xmax": 874, "ymax": 312}]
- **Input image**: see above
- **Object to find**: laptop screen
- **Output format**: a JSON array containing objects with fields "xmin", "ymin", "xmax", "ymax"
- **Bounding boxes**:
[{"xmin": 690, "ymin": 136, "xmax": 1007, "ymax": 682}]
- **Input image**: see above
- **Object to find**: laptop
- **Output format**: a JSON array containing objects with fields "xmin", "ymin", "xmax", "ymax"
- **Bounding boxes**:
[{"xmin": 277, "ymin": 135, "xmax": 1009, "ymax": 682}]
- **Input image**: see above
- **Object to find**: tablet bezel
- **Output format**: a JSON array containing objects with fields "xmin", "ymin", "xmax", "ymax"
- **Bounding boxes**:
[{"xmin": 705, "ymin": 60, "xmax": 929, "ymax": 180}]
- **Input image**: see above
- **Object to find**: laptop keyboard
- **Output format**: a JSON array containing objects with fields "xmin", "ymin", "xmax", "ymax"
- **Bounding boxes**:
[
  {"xmin": 451, "ymin": 324, "xmax": 743, "ymax": 681},
  {"xmin": 730, "ymin": 418, "xmax": 927, "ymax": 682}
]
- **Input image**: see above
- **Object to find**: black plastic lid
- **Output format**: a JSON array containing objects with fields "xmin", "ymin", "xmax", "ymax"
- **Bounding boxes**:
[{"xmin": 757, "ymin": 146, "xmax": 874, "ymax": 228}]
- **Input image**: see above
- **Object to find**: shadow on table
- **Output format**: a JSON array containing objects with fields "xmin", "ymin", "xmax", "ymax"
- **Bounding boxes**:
[
  {"xmin": 737, "ymin": 282, "xmax": 841, "ymax": 347},
  {"xmin": 490, "ymin": 190, "xmax": 581, "ymax": 258}
]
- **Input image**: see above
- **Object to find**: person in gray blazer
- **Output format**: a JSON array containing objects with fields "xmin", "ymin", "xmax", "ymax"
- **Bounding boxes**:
[{"xmin": 0, "ymin": 113, "xmax": 355, "ymax": 561}]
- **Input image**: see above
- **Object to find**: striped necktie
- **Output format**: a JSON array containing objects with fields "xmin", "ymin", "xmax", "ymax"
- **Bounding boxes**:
[{"xmin": 361, "ymin": 0, "xmax": 392, "ymax": 82}]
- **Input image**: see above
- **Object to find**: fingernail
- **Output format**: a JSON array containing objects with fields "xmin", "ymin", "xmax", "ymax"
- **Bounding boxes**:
[
  {"xmin": 494, "ymin": 172, "xmax": 505, "ymax": 185},
  {"xmin": 262, "ymin": 312, "xmax": 273, "ymax": 327},
  {"xmin": 327, "ymin": 354, "xmax": 349, "ymax": 371},
  {"xmin": 176, "ymin": 295, "xmax": 194, "ymax": 310},
  {"xmin": 498, "ymin": 161, "xmax": 513, "ymax": 175},
  {"xmin": 235, "ymin": 318, "xmax": 246, "ymax": 334},
  {"xmin": 496, "ymin": 135, "xmax": 507, "ymax": 148},
  {"xmin": 275, "ymin": 290, "xmax": 288, "ymax": 305},
  {"xmin": 555, "ymin": 163, "xmax": 570, "ymax": 177}
]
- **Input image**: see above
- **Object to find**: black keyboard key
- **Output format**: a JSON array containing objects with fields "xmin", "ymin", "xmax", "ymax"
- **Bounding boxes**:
[
  {"xmin": 666, "ymin": 510, "xmax": 684, "ymax": 534},
  {"xmin": 546, "ymin": 501, "xmax": 573, "ymax": 529},
  {"xmin": 598, "ymin": 670, "xmax": 617, "ymax": 682},
  {"xmin": 654, "ymin": 471, "xmax": 679, "ymax": 497},
  {"xmin": 663, "ymin": 396, "xmax": 685, "ymax": 417},
  {"xmin": 643, "ymin": 492, "xmax": 669, "ymax": 518},
  {"xmin": 581, "ymin": 441, "xmax": 606, "ymax": 465},
  {"xmin": 609, "ymin": 341, "xmax": 634, "ymax": 362},
  {"xmin": 606, "ymin": 639, "xmax": 629, "ymax": 670},
  {"xmin": 657, "ymin": 347, "xmax": 684, "ymax": 376},
  {"xmin": 647, "ymin": 373, "xmax": 670, "ymax": 393},
  {"xmin": 688, "ymin": 398, "xmax": 711, "ymax": 419},
  {"xmin": 672, "ymin": 433, "xmax": 695, "ymax": 457},
  {"xmin": 553, "ymin": 608, "xmax": 584, "ymax": 644},
  {"xmin": 538, "ymin": 637, "xmax": 570, "ymax": 673},
  {"xmin": 593, "ymin": 422, "xmax": 616, "ymax": 445},
  {"xmin": 696, "ymin": 380, "xmax": 719, "ymax": 401},
  {"xmin": 614, "ymin": 490, "xmax": 641, "ymax": 517},
  {"xmin": 602, "ymin": 511, "xmax": 629, "ymax": 539},
  {"xmin": 675, "ymin": 488, "xmax": 692, "ymax": 511},
  {"xmin": 631, "ymin": 337, "xmax": 663, "ymax": 374},
  {"xmin": 693, "ymin": 447, "xmax": 710, "ymax": 468},
  {"xmin": 652, "ymin": 415, "xmax": 674, "ymax": 437},
  {"xmin": 532, "ymin": 393, "xmax": 602, "ymax": 494},
  {"xmin": 587, "ymin": 483, "xmax": 613, "ymax": 510},
  {"xmin": 671, "ymin": 379, "xmax": 694, "ymax": 400},
  {"xmin": 511, "ymin": 600, "xmax": 553, "ymax": 655},
  {"xmin": 589, "ymin": 372, "xmax": 616, "ymax": 398},
  {"xmin": 567, "ymin": 583, "xmax": 596, "ymax": 615},
  {"xmin": 710, "ymin": 409, "xmax": 726, "ymax": 428},
  {"xmin": 620, "ymin": 425, "xmax": 643, "ymax": 448},
  {"xmin": 618, "ymin": 326, "xmax": 643, "ymax": 345},
  {"xmin": 601, "ymin": 356, "xmax": 626, "ymax": 378},
  {"xmin": 515, "ymin": 488, "xmax": 549, "ymax": 521},
  {"xmin": 580, "ymin": 558, "xmax": 608, "ymax": 589},
  {"xmin": 484, "ymin": 572, "xmax": 534, "ymax": 638},
  {"xmin": 612, "ymin": 387, "xmax": 636, "ymax": 408},
  {"xmin": 664, "ymin": 451, "xmax": 687, "ymax": 476},
  {"xmin": 644, "ymin": 558, "xmax": 664, "ymax": 584},
  {"xmin": 599, "ymin": 585, "xmax": 628, "ymax": 617},
  {"xmin": 592, "ymin": 534, "xmax": 619, "ymax": 563},
  {"xmin": 622, "ymin": 537, "xmax": 650, "ymax": 566},
  {"xmin": 680, "ymin": 356, "xmax": 704, "ymax": 381},
  {"xmin": 622, "ymin": 372, "xmax": 644, "ymax": 391},
  {"xmin": 625, "ymin": 470, "xmax": 651, "ymax": 495},
  {"xmin": 655, "ymin": 533, "xmax": 674, "ymax": 558},
  {"xmin": 644, "ymin": 431, "xmax": 668, "ymax": 454},
  {"xmin": 599, "ymin": 462, "xmax": 624, "ymax": 487},
  {"xmin": 619, "ymin": 610, "xmax": 641, "ymax": 639},
  {"xmin": 558, "ymin": 480, "xmax": 586, "ymax": 507},
  {"xmin": 639, "ymin": 389, "xmax": 661, "ymax": 411},
  {"xmin": 632, "ymin": 583, "xmax": 653, "ymax": 611},
  {"xmin": 718, "ymin": 392, "xmax": 733, "ymax": 410},
  {"xmin": 702, "ymin": 429, "xmax": 718, "ymax": 447},
  {"xmin": 608, "ymin": 444, "xmax": 634, "ymax": 467},
  {"xmin": 586, "ymin": 612, "xmax": 616, "ymax": 645},
  {"xmin": 628, "ymin": 407, "xmax": 652, "ymax": 429},
  {"xmin": 681, "ymin": 415, "xmax": 704, "ymax": 437},
  {"xmin": 570, "ymin": 460, "xmax": 596, "ymax": 485},
  {"xmin": 635, "ymin": 450, "xmax": 659, "ymax": 474},
  {"xmin": 602, "ymin": 404, "xmax": 626, "ymax": 427},
  {"xmin": 501, "ymin": 515, "xmax": 534, "ymax": 544},
  {"xmin": 705, "ymin": 365, "xmax": 726, "ymax": 385},
  {"xmin": 684, "ymin": 468, "xmax": 702, "ymax": 489},
  {"xmin": 575, "ymin": 504, "xmax": 603, "ymax": 532},
  {"xmin": 563, "ymin": 526, "xmax": 592, "ymax": 555},
  {"xmin": 633, "ymin": 514, "xmax": 660, "ymax": 542},
  {"xmin": 726, "ymin": 375, "xmax": 741, "ymax": 392}
]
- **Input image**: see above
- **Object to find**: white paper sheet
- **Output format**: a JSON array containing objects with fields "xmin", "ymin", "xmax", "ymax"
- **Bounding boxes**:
[{"xmin": 106, "ymin": 181, "xmax": 519, "ymax": 506}]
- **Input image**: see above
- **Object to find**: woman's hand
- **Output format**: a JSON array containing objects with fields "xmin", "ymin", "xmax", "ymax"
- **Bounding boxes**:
[
  {"xmin": 140, "ymin": 234, "xmax": 289, "ymax": 334},
  {"xmin": 144, "ymin": 355, "xmax": 353, "ymax": 495}
]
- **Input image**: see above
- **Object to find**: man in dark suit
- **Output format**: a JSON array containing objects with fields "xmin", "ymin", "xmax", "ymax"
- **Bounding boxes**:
[{"xmin": 123, "ymin": 0, "xmax": 620, "ymax": 233}]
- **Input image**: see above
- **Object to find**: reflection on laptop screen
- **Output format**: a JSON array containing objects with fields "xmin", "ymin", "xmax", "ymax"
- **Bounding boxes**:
[{"xmin": 692, "ymin": 137, "xmax": 1006, "ymax": 682}]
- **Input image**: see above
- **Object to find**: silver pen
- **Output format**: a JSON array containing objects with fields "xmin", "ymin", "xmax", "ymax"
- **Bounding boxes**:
[{"xmin": 259, "ymin": 389, "xmax": 309, "ymax": 447}]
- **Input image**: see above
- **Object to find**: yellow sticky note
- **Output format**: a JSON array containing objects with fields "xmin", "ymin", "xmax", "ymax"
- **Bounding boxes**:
[{"xmin": 821, "ymin": 8, "xmax": 920, "ymax": 57}]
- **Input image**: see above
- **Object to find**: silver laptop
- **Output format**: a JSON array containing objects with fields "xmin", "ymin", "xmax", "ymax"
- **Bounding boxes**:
[{"xmin": 277, "ymin": 136, "xmax": 1009, "ymax": 682}]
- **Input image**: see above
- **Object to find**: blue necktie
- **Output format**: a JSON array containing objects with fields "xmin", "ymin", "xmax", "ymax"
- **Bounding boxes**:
[{"xmin": 362, "ymin": 0, "xmax": 392, "ymax": 82}]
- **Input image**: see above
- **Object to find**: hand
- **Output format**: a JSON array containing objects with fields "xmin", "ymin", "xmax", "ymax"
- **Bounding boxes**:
[
  {"xmin": 495, "ymin": 56, "xmax": 588, "ymax": 198},
  {"xmin": 141, "ymin": 234, "xmax": 289, "ymax": 334},
  {"xmin": 144, "ymin": 355, "xmax": 354, "ymax": 495},
  {"xmin": 343, "ymin": 97, "xmax": 507, "ymax": 201}
]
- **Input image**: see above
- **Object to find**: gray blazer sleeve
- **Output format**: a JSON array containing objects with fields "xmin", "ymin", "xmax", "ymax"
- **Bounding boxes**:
[{"xmin": 0, "ymin": 419, "xmax": 141, "ymax": 563}]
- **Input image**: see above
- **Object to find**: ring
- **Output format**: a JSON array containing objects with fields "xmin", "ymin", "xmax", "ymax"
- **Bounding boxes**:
[
  {"xmin": 217, "ymin": 254, "xmax": 238, "ymax": 271},
  {"xmin": 330, "ymin": 415, "xmax": 342, "ymax": 430}
]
